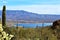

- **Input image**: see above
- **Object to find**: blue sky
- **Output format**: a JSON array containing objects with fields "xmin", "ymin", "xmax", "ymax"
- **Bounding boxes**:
[
  {"xmin": 0, "ymin": 0, "xmax": 59, "ymax": 5},
  {"xmin": 0, "ymin": 0, "xmax": 60, "ymax": 14}
]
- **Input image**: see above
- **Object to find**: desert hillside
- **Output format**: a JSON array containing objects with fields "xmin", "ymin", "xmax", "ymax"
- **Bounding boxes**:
[{"xmin": 3, "ymin": 20, "xmax": 60, "ymax": 40}]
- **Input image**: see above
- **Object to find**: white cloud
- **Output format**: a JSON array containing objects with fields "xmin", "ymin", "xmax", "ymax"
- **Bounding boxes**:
[
  {"xmin": 0, "ymin": 0, "xmax": 7, "ymax": 4},
  {"xmin": 0, "ymin": 5, "xmax": 60, "ymax": 15},
  {"xmin": 3, "ymin": 1, "xmax": 7, "ymax": 3}
]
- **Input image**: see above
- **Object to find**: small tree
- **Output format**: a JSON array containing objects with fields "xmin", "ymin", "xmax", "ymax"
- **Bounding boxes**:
[{"xmin": 2, "ymin": 5, "xmax": 6, "ymax": 27}]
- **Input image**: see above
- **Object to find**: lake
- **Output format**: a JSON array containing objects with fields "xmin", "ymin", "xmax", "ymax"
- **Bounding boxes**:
[{"xmin": 14, "ymin": 23, "xmax": 52, "ymax": 28}]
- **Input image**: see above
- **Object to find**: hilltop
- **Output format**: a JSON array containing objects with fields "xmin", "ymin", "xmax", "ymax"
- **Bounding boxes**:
[{"xmin": 0, "ymin": 10, "xmax": 60, "ymax": 23}]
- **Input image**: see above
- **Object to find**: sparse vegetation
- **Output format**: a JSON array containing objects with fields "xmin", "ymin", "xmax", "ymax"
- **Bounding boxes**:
[
  {"xmin": 2, "ymin": 25, "xmax": 59, "ymax": 40},
  {"xmin": 2, "ymin": 20, "xmax": 60, "ymax": 40}
]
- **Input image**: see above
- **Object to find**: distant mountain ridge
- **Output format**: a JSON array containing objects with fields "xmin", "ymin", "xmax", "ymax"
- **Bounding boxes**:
[{"xmin": 0, "ymin": 10, "xmax": 60, "ymax": 23}]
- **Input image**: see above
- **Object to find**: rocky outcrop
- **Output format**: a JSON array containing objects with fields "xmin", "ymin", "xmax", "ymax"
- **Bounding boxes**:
[
  {"xmin": 51, "ymin": 20, "xmax": 60, "ymax": 40},
  {"xmin": 51, "ymin": 20, "xmax": 60, "ymax": 29}
]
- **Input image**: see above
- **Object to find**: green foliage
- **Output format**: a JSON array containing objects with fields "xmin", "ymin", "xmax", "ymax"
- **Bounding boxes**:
[{"xmin": 3, "ymin": 26, "xmax": 60, "ymax": 40}]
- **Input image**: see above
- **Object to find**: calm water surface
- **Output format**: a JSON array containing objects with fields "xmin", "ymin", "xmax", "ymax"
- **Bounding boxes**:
[{"xmin": 15, "ymin": 23, "xmax": 52, "ymax": 28}]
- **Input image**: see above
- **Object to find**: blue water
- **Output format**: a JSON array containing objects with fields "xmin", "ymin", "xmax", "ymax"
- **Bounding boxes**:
[{"xmin": 14, "ymin": 23, "xmax": 52, "ymax": 28}]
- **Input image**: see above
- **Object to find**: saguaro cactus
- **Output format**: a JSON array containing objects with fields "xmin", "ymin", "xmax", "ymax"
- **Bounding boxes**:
[
  {"xmin": 2, "ymin": 5, "xmax": 6, "ymax": 27},
  {"xmin": 1, "ymin": 5, "xmax": 14, "ymax": 40}
]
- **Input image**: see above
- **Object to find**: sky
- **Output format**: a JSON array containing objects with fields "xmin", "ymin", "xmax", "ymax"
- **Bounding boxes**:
[{"xmin": 0, "ymin": 0, "xmax": 60, "ymax": 14}]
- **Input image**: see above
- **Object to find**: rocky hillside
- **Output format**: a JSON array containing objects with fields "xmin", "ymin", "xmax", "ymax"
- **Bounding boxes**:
[{"xmin": 0, "ymin": 10, "xmax": 60, "ymax": 23}]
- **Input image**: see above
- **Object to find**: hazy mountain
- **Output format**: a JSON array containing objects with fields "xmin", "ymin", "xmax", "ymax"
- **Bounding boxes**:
[{"xmin": 0, "ymin": 10, "xmax": 60, "ymax": 23}]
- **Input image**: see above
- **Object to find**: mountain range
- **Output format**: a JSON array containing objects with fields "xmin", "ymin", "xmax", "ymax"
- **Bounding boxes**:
[{"xmin": 0, "ymin": 10, "xmax": 60, "ymax": 23}]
